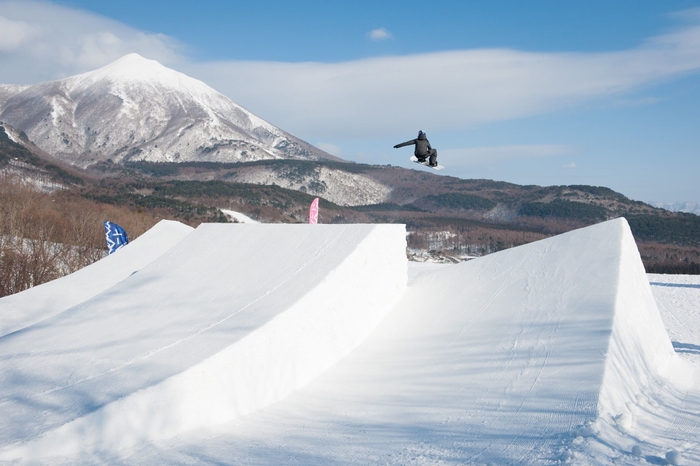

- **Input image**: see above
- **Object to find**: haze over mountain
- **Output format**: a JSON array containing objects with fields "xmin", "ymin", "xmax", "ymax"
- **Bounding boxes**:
[
  {"xmin": 652, "ymin": 201, "xmax": 700, "ymax": 216},
  {"xmin": 0, "ymin": 54, "xmax": 339, "ymax": 168}
]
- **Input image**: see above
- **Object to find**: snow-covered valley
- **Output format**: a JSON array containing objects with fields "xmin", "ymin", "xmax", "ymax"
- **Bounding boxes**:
[{"xmin": 0, "ymin": 218, "xmax": 698, "ymax": 465}]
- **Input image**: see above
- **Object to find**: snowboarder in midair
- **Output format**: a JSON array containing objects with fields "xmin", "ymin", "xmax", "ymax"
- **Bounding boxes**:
[{"xmin": 394, "ymin": 130, "xmax": 438, "ymax": 167}]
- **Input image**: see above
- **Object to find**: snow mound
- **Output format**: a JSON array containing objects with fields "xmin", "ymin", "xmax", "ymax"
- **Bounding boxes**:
[
  {"xmin": 0, "ymin": 219, "xmax": 194, "ymax": 337},
  {"xmin": 202, "ymin": 218, "xmax": 625, "ymax": 464},
  {"xmin": 591, "ymin": 221, "xmax": 700, "ymax": 463},
  {"xmin": 103, "ymin": 218, "xmax": 698, "ymax": 465},
  {"xmin": 219, "ymin": 208, "xmax": 259, "ymax": 223},
  {"xmin": 0, "ymin": 224, "xmax": 407, "ymax": 460},
  {"xmin": 2, "ymin": 219, "xmax": 698, "ymax": 464}
]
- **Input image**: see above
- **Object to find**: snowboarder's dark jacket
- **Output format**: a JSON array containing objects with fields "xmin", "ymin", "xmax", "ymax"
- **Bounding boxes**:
[{"xmin": 394, "ymin": 132, "xmax": 432, "ymax": 158}]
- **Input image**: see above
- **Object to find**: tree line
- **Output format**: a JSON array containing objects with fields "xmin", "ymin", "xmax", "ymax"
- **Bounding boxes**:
[{"xmin": 0, "ymin": 176, "xmax": 158, "ymax": 297}]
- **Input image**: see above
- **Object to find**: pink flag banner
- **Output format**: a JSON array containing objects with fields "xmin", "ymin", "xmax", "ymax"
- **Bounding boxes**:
[{"xmin": 309, "ymin": 197, "xmax": 319, "ymax": 224}]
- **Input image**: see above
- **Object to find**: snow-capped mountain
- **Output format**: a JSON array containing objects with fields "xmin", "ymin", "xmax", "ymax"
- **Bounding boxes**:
[
  {"xmin": 0, "ymin": 84, "xmax": 29, "ymax": 108},
  {"xmin": 1, "ymin": 121, "xmax": 84, "ymax": 192},
  {"xmin": 0, "ymin": 54, "xmax": 339, "ymax": 167},
  {"xmin": 652, "ymin": 201, "xmax": 700, "ymax": 216}
]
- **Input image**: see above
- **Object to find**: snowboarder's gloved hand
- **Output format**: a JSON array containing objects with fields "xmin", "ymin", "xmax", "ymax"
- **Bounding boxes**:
[{"xmin": 393, "ymin": 145, "xmax": 399, "ymax": 148}]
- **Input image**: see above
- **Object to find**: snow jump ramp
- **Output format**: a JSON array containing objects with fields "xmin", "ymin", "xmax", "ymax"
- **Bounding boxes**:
[
  {"xmin": 110, "ymin": 218, "xmax": 697, "ymax": 465},
  {"xmin": 0, "ymin": 219, "xmax": 194, "ymax": 337},
  {"xmin": 2, "ymin": 219, "xmax": 699, "ymax": 464},
  {"xmin": 0, "ymin": 224, "xmax": 407, "ymax": 459}
]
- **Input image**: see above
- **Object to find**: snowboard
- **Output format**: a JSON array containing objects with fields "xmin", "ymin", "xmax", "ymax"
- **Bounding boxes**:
[{"xmin": 410, "ymin": 156, "xmax": 444, "ymax": 170}]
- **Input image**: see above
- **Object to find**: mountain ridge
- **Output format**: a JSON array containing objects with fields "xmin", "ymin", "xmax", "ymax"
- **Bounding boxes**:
[
  {"xmin": 2, "ymin": 125, "xmax": 700, "ymax": 275},
  {"xmin": 1, "ymin": 56, "xmax": 699, "ymax": 275}
]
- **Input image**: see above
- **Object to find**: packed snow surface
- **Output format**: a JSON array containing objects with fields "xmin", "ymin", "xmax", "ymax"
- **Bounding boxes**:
[
  {"xmin": 0, "ymin": 223, "xmax": 407, "ymax": 461},
  {"xmin": 1, "ymin": 218, "xmax": 699, "ymax": 465},
  {"xmin": 651, "ymin": 273, "xmax": 700, "ymax": 366},
  {"xmin": 219, "ymin": 208, "xmax": 259, "ymax": 223}
]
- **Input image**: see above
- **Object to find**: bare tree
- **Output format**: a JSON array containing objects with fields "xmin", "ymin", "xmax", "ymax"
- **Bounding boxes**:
[{"xmin": 0, "ymin": 177, "xmax": 159, "ymax": 297}]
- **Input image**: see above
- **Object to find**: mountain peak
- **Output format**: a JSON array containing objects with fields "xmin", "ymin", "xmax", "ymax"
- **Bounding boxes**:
[
  {"xmin": 114, "ymin": 52, "xmax": 152, "ymax": 64},
  {"xmin": 0, "ymin": 55, "xmax": 339, "ymax": 166},
  {"xmin": 69, "ymin": 53, "xmax": 202, "ymax": 94},
  {"xmin": 104, "ymin": 53, "xmax": 163, "ymax": 74}
]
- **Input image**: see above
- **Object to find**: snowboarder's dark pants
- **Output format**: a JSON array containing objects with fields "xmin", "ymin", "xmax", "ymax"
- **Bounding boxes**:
[
  {"xmin": 428, "ymin": 149, "xmax": 437, "ymax": 166},
  {"xmin": 418, "ymin": 148, "xmax": 437, "ymax": 165}
]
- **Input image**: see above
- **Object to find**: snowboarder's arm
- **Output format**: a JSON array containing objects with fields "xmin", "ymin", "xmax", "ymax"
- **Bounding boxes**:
[{"xmin": 393, "ymin": 139, "xmax": 416, "ymax": 149}]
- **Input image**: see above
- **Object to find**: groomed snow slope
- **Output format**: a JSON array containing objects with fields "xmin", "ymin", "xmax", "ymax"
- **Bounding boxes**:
[
  {"xmin": 0, "ymin": 219, "xmax": 194, "ymax": 337},
  {"xmin": 2, "ymin": 219, "xmax": 699, "ymax": 465},
  {"xmin": 108, "ymin": 218, "xmax": 698, "ymax": 465},
  {"xmin": 587, "ymin": 229, "xmax": 700, "ymax": 465},
  {"xmin": 650, "ymin": 273, "xmax": 700, "ymax": 367},
  {"xmin": 0, "ymin": 224, "xmax": 407, "ymax": 461}
]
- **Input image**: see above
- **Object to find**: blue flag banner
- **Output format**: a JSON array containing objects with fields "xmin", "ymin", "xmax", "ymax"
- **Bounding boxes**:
[{"xmin": 104, "ymin": 221, "xmax": 129, "ymax": 254}]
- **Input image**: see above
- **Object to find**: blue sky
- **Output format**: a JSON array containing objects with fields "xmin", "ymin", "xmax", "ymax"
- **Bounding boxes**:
[{"xmin": 1, "ymin": 1, "xmax": 700, "ymax": 203}]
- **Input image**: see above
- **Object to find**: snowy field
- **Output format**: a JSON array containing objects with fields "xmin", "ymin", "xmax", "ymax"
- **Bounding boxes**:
[
  {"xmin": 650, "ymin": 273, "xmax": 700, "ymax": 368},
  {"xmin": 0, "ymin": 219, "xmax": 699, "ymax": 465}
]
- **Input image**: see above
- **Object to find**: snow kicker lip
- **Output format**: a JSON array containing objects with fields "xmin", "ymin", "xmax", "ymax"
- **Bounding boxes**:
[{"xmin": 0, "ymin": 223, "xmax": 407, "ymax": 459}]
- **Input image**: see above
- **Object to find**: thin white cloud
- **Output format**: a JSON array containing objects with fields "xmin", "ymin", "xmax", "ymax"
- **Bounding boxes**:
[
  {"xmin": 0, "ymin": 0, "xmax": 184, "ymax": 83},
  {"xmin": 315, "ymin": 142, "xmax": 344, "ymax": 157},
  {"xmin": 188, "ymin": 18, "xmax": 700, "ymax": 138},
  {"xmin": 439, "ymin": 145, "xmax": 576, "ymax": 167},
  {"xmin": 0, "ymin": 15, "xmax": 37, "ymax": 51},
  {"xmin": 668, "ymin": 6, "xmax": 700, "ymax": 22},
  {"xmin": 613, "ymin": 96, "xmax": 663, "ymax": 108},
  {"xmin": 564, "ymin": 162, "xmax": 577, "ymax": 169},
  {"xmin": 368, "ymin": 28, "xmax": 392, "ymax": 41}
]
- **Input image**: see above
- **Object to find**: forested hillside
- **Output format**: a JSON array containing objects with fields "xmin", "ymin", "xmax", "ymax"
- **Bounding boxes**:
[{"xmin": 3, "ymin": 129, "xmax": 700, "ymax": 298}]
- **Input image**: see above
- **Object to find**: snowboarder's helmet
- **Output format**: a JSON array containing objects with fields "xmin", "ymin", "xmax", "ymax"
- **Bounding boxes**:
[{"xmin": 418, "ymin": 130, "xmax": 425, "ymax": 136}]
